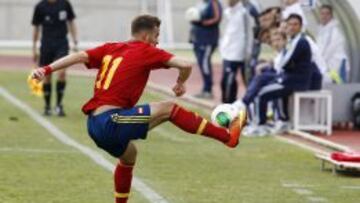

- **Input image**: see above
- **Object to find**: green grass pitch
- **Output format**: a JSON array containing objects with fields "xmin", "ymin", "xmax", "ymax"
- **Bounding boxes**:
[{"xmin": 0, "ymin": 70, "xmax": 359, "ymax": 203}]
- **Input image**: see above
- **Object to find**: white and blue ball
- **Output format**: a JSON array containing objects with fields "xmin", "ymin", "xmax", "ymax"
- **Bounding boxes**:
[{"xmin": 211, "ymin": 104, "xmax": 238, "ymax": 128}]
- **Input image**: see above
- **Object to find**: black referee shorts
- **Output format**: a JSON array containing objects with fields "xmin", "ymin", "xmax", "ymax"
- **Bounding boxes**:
[{"xmin": 39, "ymin": 39, "xmax": 69, "ymax": 66}]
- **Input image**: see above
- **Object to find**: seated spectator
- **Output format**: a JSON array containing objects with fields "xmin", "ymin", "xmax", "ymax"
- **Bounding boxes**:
[
  {"xmin": 234, "ymin": 14, "xmax": 315, "ymax": 135},
  {"xmin": 259, "ymin": 8, "xmax": 279, "ymax": 29},
  {"xmin": 281, "ymin": 0, "xmax": 307, "ymax": 31},
  {"xmin": 317, "ymin": 4, "xmax": 349, "ymax": 83},
  {"xmin": 232, "ymin": 29, "xmax": 288, "ymax": 135},
  {"xmin": 304, "ymin": 35, "xmax": 325, "ymax": 90}
]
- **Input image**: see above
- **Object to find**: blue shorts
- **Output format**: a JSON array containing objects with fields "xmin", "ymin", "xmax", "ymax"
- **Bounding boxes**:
[{"xmin": 87, "ymin": 104, "xmax": 151, "ymax": 158}]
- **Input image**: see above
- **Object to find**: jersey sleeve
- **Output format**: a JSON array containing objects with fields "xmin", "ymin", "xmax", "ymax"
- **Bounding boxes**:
[
  {"xmin": 146, "ymin": 47, "xmax": 174, "ymax": 70},
  {"xmin": 85, "ymin": 43, "xmax": 109, "ymax": 69},
  {"xmin": 65, "ymin": 0, "xmax": 76, "ymax": 21},
  {"xmin": 31, "ymin": 4, "xmax": 42, "ymax": 26}
]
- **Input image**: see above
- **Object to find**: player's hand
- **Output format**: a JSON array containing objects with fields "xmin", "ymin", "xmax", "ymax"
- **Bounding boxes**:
[
  {"xmin": 31, "ymin": 66, "xmax": 52, "ymax": 81},
  {"xmin": 31, "ymin": 68, "xmax": 46, "ymax": 81},
  {"xmin": 172, "ymin": 82, "xmax": 186, "ymax": 97}
]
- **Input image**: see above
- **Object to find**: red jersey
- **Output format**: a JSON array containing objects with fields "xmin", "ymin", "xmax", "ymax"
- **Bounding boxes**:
[{"xmin": 82, "ymin": 41, "xmax": 173, "ymax": 114}]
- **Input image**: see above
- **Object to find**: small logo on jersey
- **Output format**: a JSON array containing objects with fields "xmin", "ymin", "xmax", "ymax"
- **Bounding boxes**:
[
  {"xmin": 45, "ymin": 16, "xmax": 51, "ymax": 21},
  {"xmin": 59, "ymin": 10, "xmax": 67, "ymax": 21},
  {"xmin": 138, "ymin": 107, "xmax": 144, "ymax": 114}
]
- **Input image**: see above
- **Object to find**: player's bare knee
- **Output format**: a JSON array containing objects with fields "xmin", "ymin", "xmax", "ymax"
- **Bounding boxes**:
[
  {"xmin": 162, "ymin": 101, "xmax": 177, "ymax": 118},
  {"xmin": 120, "ymin": 143, "xmax": 137, "ymax": 165}
]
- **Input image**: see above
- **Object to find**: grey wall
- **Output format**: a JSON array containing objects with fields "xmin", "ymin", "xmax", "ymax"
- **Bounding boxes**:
[{"xmin": 0, "ymin": 0, "xmax": 196, "ymax": 42}]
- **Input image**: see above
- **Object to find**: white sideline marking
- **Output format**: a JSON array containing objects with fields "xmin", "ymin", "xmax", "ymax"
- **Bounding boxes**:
[
  {"xmin": 308, "ymin": 197, "xmax": 327, "ymax": 202},
  {"xmin": 275, "ymin": 136, "xmax": 326, "ymax": 154},
  {"xmin": 282, "ymin": 182, "xmax": 327, "ymax": 203},
  {"xmin": 293, "ymin": 188, "xmax": 313, "ymax": 195},
  {"xmin": 0, "ymin": 87, "xmax": 169, "ymax": 203},
  {"xmin": 282, "ymin": 183, "xmax": 315, "ymax": 188},
  {"xmin": 0, "ymin": 147, "xmax": 77, "ymax": 154},
  {"xmin": 340, "ymin": 186, "xmax": 360, "ymax": 190}
]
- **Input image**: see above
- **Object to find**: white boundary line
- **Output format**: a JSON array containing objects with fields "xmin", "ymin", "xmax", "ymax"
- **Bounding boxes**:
[
  {"xmin": 0, "ymin": 86, "xmax": 169, "ymax": 203},
  {"xmin": 288, "ymin": 130, "xmax": 351, "ymax": 152},
  {"xmin": 274, "ymin": 136, "xmax": 327, "ymax": 154},
  {"xmin": 0, "ymin": 147, "xmax": 77, "ymax": 154}
]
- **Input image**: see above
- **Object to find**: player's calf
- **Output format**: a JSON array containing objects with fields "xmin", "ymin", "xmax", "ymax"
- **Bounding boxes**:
[
  {"xmin": 114, "ymin": 143, "xmax": 137, "ymax": 203},
  {"xmin": 168, "ymin": 104, "xmax": 243, "ymax": 147}
]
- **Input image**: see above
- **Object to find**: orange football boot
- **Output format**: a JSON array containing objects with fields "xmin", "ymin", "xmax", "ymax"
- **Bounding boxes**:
[{"xmin": 226, "ymin": 110, "xmax": 247, "ymax": 148}]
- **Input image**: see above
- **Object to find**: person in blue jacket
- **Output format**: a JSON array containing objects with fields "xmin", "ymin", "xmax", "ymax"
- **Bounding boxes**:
[
  {"xmin": 255, "ymin": 14, "xmax": 315, "ymax": 125},
  {"xmin": 190, "ymin": 0, "xmax": 222, "ymax": 99}
]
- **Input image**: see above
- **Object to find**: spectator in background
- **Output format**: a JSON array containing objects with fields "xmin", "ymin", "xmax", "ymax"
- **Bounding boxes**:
[
  {"xmin": 281, "ymin": 0, "xmax": 307, "ymax": 30},
  {"xmin": 220, "ymin": 0, "xmax": 253, "ymax": 103},
  {"xmin": 190, "ymin": 0, "xmax": 222, "ymax": 99},
  {"xmin": 256, "ymin": 27, "xmax": 278, "ymax": 65},
  {"xmin": 32, "ymin": 0, "xmax": 78, "ymax": 116},
  {"xmin": 249, "ymin": 9, "xmax": 280, "ymax": 81},
  {"xmin": 259, "ymin": 8, "xmax": 278, "ymax": 29},
  {"xmin": 243, "ymin": 0, "xmax": 261, "ymax": 82},
  {"xmin": 233, "ymin": 29, "xmax": 288, "ymax": 135},
  {"xmin": 253, "ymin": 14, "xmax": 314, "ymax": 130},
  {"xmin": 317, "ymin": 4, "xmax": 349, "ymax": 83}
]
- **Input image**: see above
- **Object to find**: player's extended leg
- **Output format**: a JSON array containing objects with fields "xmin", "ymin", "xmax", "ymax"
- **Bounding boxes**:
[
  {"xmin": 55, "ymin": 69, "xmax": 66, "ymax": 116},
  {"xmin": 114, "ymin": 142, "xmax": 137, "ymax": 203},
  {"xmin": 148, "ymin": 101, "xmax": 246, "ymax": 148}
]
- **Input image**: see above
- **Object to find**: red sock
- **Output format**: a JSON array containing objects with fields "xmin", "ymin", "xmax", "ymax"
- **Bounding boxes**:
[
  {"xmin": 169, "ymin": 104, "xmax": 230, "ymax": 143},
  {"xmin": 114, "ymin": 162, "xmax": 134, "ymax": 203}
]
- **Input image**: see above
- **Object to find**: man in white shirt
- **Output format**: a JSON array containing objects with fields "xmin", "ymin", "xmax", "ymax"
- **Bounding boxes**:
[
  {"xmin": 317, "ymin": 4, "xmax": 349, "ymax": 83},
  {"xmin": 220, "ymin": 0, "xmax": 253, "ymax": 103}
]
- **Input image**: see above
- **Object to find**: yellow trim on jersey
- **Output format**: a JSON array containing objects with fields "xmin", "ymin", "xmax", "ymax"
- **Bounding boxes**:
[
  {"xmin": 196, "ymin": 119, "xmax": 207, "ymax": 135},
  {"xmin": 114, "ymin": 192, "xmax": 129, "ymax": 198}
]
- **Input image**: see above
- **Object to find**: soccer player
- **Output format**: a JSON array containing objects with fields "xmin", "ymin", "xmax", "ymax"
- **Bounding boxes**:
[
  {"xmin": 32, "ymin": 0, "xmax": 78, "ymax": 116},
  {"xmin": 31, "ymin": 15, "xmax": 247, "ymax": 203}
]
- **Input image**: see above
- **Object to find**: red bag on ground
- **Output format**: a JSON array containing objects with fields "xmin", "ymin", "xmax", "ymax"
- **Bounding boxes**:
[{"xmin": 331, "ymin": 151, "xmax": 360, "ymax": 162}]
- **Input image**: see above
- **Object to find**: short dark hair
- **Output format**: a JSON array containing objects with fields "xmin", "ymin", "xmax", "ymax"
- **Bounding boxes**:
[
  {"xmin": 287, "ymin": 14, "xmax": 303, "ymax": 26},
  {"xmin": 131, "ymin": 15, "xmax": 161, "ymax": 35},
  {"xmin": 321, "ymin": 4, "xmax": 333, "ymax": 15},
  {"xmin": 259, "ymin": 8, "xmax": 273, "ymax": 17}
]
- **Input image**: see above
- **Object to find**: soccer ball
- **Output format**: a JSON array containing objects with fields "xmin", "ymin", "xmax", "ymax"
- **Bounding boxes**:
[
  {"xmin": 211, "ymin": 104, "xmax": 238, "ymax": 128},
  {"xmin": 185, "ymin": 7, "xmax": 201, "ymax": 22}
]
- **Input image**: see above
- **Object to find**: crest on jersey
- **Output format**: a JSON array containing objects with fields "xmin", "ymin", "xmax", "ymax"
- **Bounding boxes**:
[{"xmin": 59, "ymin": 10, "xmax": 67, "ymax": 21}]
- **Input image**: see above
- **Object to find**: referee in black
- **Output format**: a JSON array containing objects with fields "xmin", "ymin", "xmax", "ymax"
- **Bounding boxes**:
[{"xmin": 32, "ymin": 0, "xmax": 78, "ymax": 116}]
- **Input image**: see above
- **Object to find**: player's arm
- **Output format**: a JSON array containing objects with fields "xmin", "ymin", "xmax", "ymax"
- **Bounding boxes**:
[
  {"xmin": 32, "ymin": 25, "xmax": 40, "ymax": 63},
  {"xmin": 165, "ymin": 57, "xmax": 192, "ymax": 97},
  {"xmin": 31, "ymin": 51, "xmax": 89, "ymax": 81}
]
